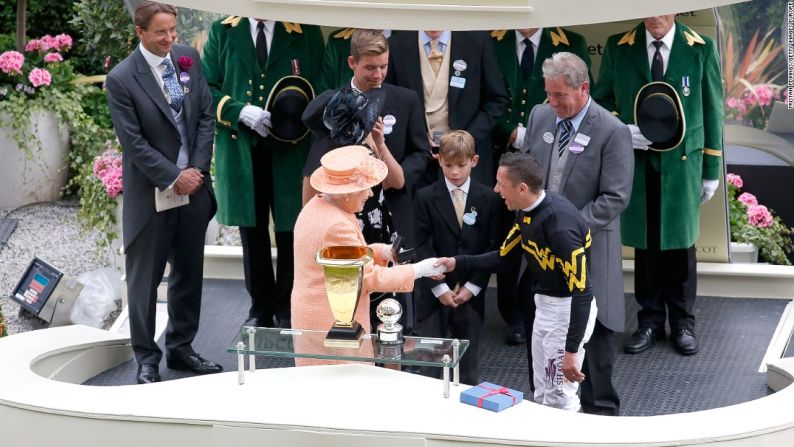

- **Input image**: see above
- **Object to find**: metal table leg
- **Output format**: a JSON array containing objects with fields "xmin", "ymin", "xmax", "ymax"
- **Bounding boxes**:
[
  {"xmin": 442, "ymin": 354, "xmax": 451, "ymax": 398},
  {"xmin": 236, "ymin": 341, "xmax": 245, "ymax": 385},
  {"xmin": 247, "ymin": 326, "xmax": 256, "ymax": 373},
  {"xmin": 453, "ymin": 338, "xmax": 460, "ymax": 386}
]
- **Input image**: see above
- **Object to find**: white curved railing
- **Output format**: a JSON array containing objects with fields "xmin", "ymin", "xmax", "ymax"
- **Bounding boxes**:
[{"xmin": 1, "ymin": 325, "xmax": 794, "ymax": 446}]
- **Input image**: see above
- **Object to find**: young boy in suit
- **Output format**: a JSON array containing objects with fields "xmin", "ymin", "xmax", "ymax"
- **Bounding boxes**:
[{"xmin": 414, "ymin": 130, "xmax": 501, "ymax": 385}]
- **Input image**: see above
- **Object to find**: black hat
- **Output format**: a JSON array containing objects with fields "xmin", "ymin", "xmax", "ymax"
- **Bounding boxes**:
[
  {"xmin": 633, "ymin": 81, "xmax": 685, "ymax": 151},
  {"xmin": 265, "ymin": 75, "xmax": 315, "ymax": 143},
  {"xmin": 301, "ymin": 86, "xmax": 385, "ymax": 147}
]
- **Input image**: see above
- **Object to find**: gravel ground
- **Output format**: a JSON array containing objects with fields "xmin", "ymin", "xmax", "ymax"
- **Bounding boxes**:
[{"xmin": 0, "ymin": 200, "xmax": 240, "ymax": 336}]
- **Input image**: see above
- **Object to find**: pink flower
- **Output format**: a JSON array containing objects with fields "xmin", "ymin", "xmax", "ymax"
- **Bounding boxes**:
[
  {"xmin": 93, "ymin": 148, "xmax": 124, "ymax": 197},
  {"xmin": 0, "ymin": 50, "xmax": 24, "ymax": 74},
  {"xmin": 755, "ymin": 85, "xmax": 774, "ymax": 107},
  {"xmin": 737, "ymin": 192, "xmax": 757, "ymax": 207},
  {"xmin": 43, "ymin": 52, "xmax": 63, "ymax": 63},
  {"xmin": 55, "ymin": 34, "xmax": 73, "ymax": 51},
  {"xmin": 726, "ymin": 173, "xmax": 743, "ymax": 188},
  {"xmin": 747, "ymin": 204, "xmax": 773, "ymax": 228},
  {"xmin": 726, "ymin": 97, "xmax": 739, "ymax": 109},
  {"xmin": 40, "ymin": 35, "xmax": 57, "ymax": 52},
  {"xmin": 177, "ymin": 56, "xmax": 194, "ymax": 72},
  {"xmin": 28, "ymin": 68, "xmax": 52, "ymax": 87},
  {"xmin": 25, "ymin": 39, "xmax": 42, "ymax": 52}
]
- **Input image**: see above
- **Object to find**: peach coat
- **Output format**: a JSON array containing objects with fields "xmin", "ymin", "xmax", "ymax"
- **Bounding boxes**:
[{"xmin": 291, "ymin": 195, "xmax": 415, "ymax": 366}]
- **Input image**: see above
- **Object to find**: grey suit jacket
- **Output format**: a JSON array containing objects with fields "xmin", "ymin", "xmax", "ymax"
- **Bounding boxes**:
[
  {"xmin": 520, "ymin": 99, "xmax": 633, "ymax": 331},
  {"xmin": 106, "ymin": 44, "xmax": 215, "ymax": 249}
]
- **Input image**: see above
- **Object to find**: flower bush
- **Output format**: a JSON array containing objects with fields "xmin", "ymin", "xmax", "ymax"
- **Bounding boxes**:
[
  {"xmin": 722, "ymin": 29, "xmax": 785, "ymax": 129},
  {"xmin": 0, "ymin": 33, "xmax": 75, "ymax": 101},
  {"xmin": 727, "ymin": 173, "xmax": 794, "ymax": 264},
  {"xmin": 78, "ymin": 140, "xmax": 123, "ymax": 250}
]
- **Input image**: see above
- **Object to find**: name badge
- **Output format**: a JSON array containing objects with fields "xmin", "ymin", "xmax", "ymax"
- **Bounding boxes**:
[
  {"xmin": 384, "ymin": 125, "xmax": 393, "ymax": 135},
  {"xmin": 450, "ymin": 76, "xmax": 466, "ymax": 89},
  {"xmin": 463, "ymin": 208, "xmax": 478, "ymax": 226},
  {"xmin": 573, "ymin": 133, "xmax": 590, "ymax": 146},
  {"xmin": 569, "ymin": 144, "xmax": 584, "ymax": 154},
  {"xmin": 543, "ymin": 132, "xmax": 555, "ymax": 144}
]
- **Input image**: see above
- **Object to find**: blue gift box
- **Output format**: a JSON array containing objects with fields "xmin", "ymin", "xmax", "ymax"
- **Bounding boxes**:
[{"xmin": 460, "ymin": 382, "xmax": 523, "ymax": 412}]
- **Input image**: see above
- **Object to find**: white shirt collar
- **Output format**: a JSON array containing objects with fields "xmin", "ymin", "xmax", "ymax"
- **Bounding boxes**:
[
  {"xmin": 445, "ymin": 176, "xmax": 471, "ymax": 195},
  {"xmin": 555, "ymin": 96, "xmax": 592, "ymax": 133},
  {"xmin": 139, "ymin": 43, "xmax": 169, "ymax": 70},
  {"xmin": 645, "ymin": 22, "xmax": 676, "ymax": 50},
  {"xmin": 420, "ymin": 31, "xmax": 451, "ymax": 53},
  {"xmin": 523, "ymin": 190, "xmax": 546, "ymax": 213},
  {"xmin": 249, "ymin": 18, "xmax": 274, "ymax": 38}
]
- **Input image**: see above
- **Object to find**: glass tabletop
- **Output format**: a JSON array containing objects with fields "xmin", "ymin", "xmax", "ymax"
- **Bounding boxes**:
[{"xmin": 227, "ymin": 326, "xmax": 469, "ymax": 368}]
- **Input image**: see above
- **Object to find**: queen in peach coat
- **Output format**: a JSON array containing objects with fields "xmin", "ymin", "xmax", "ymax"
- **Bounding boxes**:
[{"xmin": 291, "ymin": 146, "xmax": 440, "ymax": 366}]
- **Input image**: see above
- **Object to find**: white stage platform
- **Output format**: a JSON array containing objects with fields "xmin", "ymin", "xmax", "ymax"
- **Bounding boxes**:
[{"xmin": 2, "ymin": 325, "xmax": 794, "ymax": 446}]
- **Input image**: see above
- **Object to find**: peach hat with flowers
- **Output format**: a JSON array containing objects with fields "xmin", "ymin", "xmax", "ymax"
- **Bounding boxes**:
[{"xmin": 310, "ymin": 145, "xmax": 387, "ymax": 194}]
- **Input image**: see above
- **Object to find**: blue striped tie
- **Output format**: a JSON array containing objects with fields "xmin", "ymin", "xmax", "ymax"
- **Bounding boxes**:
[
  {"xmin": 557, "ymin": 119, "xmax": 572, "ymax": 157},
  {"xmin": 160, "ymin": 58, "xmax": 184, "ymax": 113}
]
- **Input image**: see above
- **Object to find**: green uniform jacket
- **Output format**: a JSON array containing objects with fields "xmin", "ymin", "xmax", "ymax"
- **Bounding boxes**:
[
  {"xmin": 592, "ymin": 21, "xmax": 723, "ymax": 250},
  {"xmin": 491, "ymin": 28, "xmax": 592, "ymax": 151},
  {"xmin": 203, "ymin": 17, "xmax": 324, "ymax": 230},
  {"xmin": 316, "ymin": 27, "xmax": 354, "ymax": 92}
]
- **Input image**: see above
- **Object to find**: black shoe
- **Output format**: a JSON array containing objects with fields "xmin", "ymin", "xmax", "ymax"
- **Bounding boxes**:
[
  {"xmin": 242, "ymin": 317, "xmax": 262, "ymax": 328},
  {"xmin": 624, "ymin": 328, "xmax": 663, "ymax": 354},
  {"xmin": 136, "ymin": 363, "xmax": 161, "ymax": 384},
  {"xmin": 275, "ymin": 312, "xmax": 291, "ymax": 329},
  {"xmin": 166, "ymin": 352, "xmax": 223, "ymax": 375},
  {"xmin": 504, "ymin": 331, "xmax": 526, "ymax": 346},
  {"xmin": 673, "ymin": 329, "xmax": 698, "ymax": 355}
]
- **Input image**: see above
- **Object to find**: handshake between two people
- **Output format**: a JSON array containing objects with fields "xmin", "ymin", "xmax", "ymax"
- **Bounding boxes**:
[
  {"xmin": 410, "ymin": 257, "xmax": 466, "ymax": 308},
  {"xmin": 239, "ymin": 105, "xmax": 272, "ymax": 138}
]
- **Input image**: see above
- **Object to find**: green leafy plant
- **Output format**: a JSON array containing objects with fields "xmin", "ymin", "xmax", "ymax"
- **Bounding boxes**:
[
  {"xmin": 0, "ymin": 304, "xmax": 7, "ymax": 338},
  {"xmin": 69, "ymin": 0, "xmax": 135, "ymax": 74},
  {"xmin": 726, "ymin": 173, "xmax": 794, "ymax": 265}
]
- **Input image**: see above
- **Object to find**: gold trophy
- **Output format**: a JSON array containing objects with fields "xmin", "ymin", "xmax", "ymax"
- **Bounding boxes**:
[{"xmin": 316, "ymin": 246, "xmax": 373, "ymax": 347}]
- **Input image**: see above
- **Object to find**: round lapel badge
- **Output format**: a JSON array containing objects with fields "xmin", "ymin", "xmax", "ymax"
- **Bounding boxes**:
[
  {"xmin": 179, "ymin": 71, "xmax": 190, "ymax": 84},
  {"xmin": 543, "ymin": 132, "xmax": 554, "ymax": 144},
  {"xmin": 452, "ymin": 60, "xmax": 467, "ymax": 72},
  {"xmin": 383, "ymin": 114, "xmax": 397, "ymax": 127}
]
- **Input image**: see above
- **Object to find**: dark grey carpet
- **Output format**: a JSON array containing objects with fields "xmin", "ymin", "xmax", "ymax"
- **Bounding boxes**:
[{"xmin": 84, "ymin": 279, "xmax": 789, "ymax": 416}]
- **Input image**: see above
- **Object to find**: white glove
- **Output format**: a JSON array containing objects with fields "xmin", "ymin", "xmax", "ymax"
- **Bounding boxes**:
[
  {"xmin": 700, "ymin": 179, "xmax": 719, "ymax": 204},
  {"xmin": 239, "ymin": 106, "xmax": 272, "ymax": 137},
  {"xmin": 412, "ymin": 258, "xmax": 446, "ymax": 279},
  {"xmin": 628, "ymin": 124, "xmax": 652, "ymax": 150}
]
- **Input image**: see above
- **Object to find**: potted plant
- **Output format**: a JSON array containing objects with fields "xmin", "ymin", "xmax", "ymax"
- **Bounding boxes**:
[
  {"xmin": 0, "ymin": 33, "xmax": 76, "ymax": 208},
  {"xmin": 726, "ymin": 173, "xmax": 794, "ymax": 264}
]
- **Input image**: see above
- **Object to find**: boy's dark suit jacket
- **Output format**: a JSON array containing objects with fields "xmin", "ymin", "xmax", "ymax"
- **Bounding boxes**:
[{"xmin": 414, "ymin": 178, "xmax": 501, "ymax": 322}]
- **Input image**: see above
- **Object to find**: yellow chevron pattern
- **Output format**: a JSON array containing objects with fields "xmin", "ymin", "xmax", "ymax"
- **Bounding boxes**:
[
  {"xmin": 523, "ymin": 240, "xmax": 557, "ymax": 271},
  {"xmin": 499, "ymin": 224, "xmax": 522, "ymax": 257}
]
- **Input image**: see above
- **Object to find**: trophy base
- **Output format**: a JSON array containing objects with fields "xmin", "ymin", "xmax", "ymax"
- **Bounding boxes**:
[
  {"xmin": 376, "ymin": 342, "xmax": 403, "ymax": 359},
  {"xmin": 324, "ymin": 322, "xmax": 364, "ymax": 348},
  {"xmin": 377, "ymin": 326, "xmax": 404, "ymax": 345}
]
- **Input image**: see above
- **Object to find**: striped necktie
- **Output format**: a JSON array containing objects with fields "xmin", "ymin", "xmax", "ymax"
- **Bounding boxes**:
[{"xmin": 557, "ymin": 119, "xmax": 572, "ymax": 157}]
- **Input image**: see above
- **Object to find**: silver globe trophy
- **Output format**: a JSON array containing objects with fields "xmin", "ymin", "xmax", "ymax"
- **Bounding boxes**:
[{"xmin": 376, "ymin": 298, "xmax": 404, "ymax": 344}]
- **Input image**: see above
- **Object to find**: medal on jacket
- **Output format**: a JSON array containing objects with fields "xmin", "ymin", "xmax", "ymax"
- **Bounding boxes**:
[
  {"xmin": 453, "ymin": 59, "xmax": 467, "ymax": 77},
  {"xmin": 463, "ymin": 207, "xmax": 477, "ymax": 226},
  {"xmin": 682, "ymin": 76, "xmax": 690, "ymax": 97}
]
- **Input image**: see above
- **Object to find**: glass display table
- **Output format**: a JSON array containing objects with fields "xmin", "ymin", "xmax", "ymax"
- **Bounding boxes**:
[{"xmin": 227, "ymin": 326, "xmax": 470, "ymax": 397}]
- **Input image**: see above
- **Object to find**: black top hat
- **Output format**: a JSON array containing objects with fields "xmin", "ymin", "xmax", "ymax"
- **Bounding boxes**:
[
  {"xmin": 302, "ymin": 86, "xmax": 385, "ymax": 147},
  {"xmin": 265, "ymin": 75, "xmax": 315, "ymax": 143},
  {"xmin": 633, "ymin": 81, "xmax": 685, "ymax": 151}
]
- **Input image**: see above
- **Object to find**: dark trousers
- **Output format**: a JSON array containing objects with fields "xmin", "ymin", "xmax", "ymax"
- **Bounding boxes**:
[
  {"xmin": 240, "ymin": 142, "xmax": 294, "ymax": 327},
  {"xmin": 414, "ymin": 298, "xmax": 484, "ymax": 385},
  {"xmin": 635, "ymin": 162, "xmax": 697, "ymax": 332},
  {"xmin": 126, "ymin": 185, "xmax": 212, "ymax": 365},
  {"xmin": 580, "ymin": 320, "xmax": 620, "ymax": 415},
  {"xmin": 496, "ymin": 204, "xmax": 525, "ymax": 335}
]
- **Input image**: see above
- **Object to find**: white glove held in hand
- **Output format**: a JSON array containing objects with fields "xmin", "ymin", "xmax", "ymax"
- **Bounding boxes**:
[
  {"xmin": 628, "ymin": 124, "xmax": 652, "ymax": 150},
  {"xmin": 412, "ymin": 258, "xmax": 446, "ymax": 279},
  {"xmin": 700, "ymin": 179, "xmax": 719, "ymax": 204},
  {"xmin": 239, "ymin": 106, "xmax": 272, "ymax": 138}
]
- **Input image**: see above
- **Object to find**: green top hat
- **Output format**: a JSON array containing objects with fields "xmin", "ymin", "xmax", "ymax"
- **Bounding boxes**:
[{"xmin": 633, "ymin": 81, "xmax": 685, "ymax": 152}]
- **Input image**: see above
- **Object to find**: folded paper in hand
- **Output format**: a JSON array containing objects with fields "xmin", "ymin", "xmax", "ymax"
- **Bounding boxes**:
[{"xmin": 155, "ymin": 186, "xmax": 189, "ymax": 212}]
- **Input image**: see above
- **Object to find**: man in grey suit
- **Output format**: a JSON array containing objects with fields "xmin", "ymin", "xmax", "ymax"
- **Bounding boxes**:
[
  {"xmin": 520, "ymin": 52, "xmax": 633, "ymax": 415},
  {"xmin": 106, "ymin": 1, "xmax": 222, "ymax": 384}
]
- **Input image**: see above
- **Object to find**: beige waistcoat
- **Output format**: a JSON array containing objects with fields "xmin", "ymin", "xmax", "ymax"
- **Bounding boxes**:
[{"xmin": 418, "ymin": 34, "xmax": 451, "ymax": 133}]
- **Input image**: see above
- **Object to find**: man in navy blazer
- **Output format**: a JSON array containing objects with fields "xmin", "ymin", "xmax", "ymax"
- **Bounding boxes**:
[
  {"xmin": 386, "ymin": 30, "xmax": 507, "ymax": 187},
  {"xmin": 106, "ymin": 1, "xmax": 221, "ymax": 384}
]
